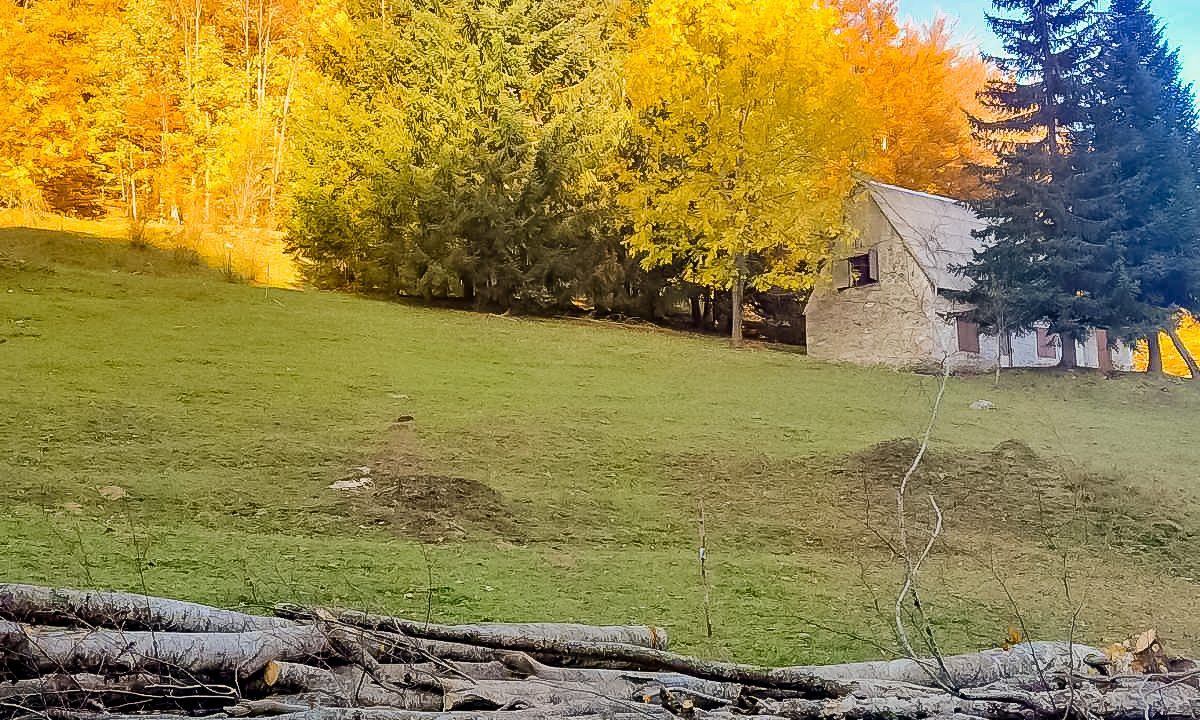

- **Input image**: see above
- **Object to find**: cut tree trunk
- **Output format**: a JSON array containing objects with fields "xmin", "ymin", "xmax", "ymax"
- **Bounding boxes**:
[
  {"xmin": 793, "ymin": 642, "xmax": 1100, "ymax": 688},
  {"xmin": 0, "ymin": 621, "xmax": 331, "ymax": 679},
  {"xmin": 275, "ymin": 606, "xmax": 668, "ymax": 652},
  {"xmin": 498, "ymin": 653, "xmax": 743, "ymax": 704},
  {"xmin": 40, "ymin": 710, "xmax": 684, "ymax": 720},
  {"xmin": 256, "ymin": 662, "xmax": 441, "ymax": 709},
  {"xmin": 453, "ymin": 637, "xmax": 844, "ymax": 696},
  {"xmin": 0, "ymin": 672, "xmax": 236, "ymax": 709},
  {"xmin": 0, "ymin": 584, "xmax": 294, "ymax": 633}
]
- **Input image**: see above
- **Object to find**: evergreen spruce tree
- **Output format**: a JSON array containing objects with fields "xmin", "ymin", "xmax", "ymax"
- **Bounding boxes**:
[
  {"xmin": 1071, "ymin": 0, "xmax": 1200, "ymax": 370},
  {"xmin": 958, "ymin": 0, "xmax": 1098, "ymax": 368}
]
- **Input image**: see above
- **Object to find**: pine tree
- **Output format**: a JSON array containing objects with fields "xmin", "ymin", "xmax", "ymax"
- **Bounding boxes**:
[
  {"xmin": 1071, "ymin": 0, "xmax": 1200, "ymax": 370},
  {"xmin": 958, "ymin": 0, "xmax": 1099, "ymax": 368}
]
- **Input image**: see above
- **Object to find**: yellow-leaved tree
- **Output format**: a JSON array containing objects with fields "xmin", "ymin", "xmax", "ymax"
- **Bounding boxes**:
[{"xmin": 621, "ymin": 0, "xmax": 875, "ymax": 345}]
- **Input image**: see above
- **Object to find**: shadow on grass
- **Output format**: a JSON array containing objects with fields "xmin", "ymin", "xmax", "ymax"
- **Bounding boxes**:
[{"xmin": 0, "ymin": 226, "xmax": 216, "ymax": 279}]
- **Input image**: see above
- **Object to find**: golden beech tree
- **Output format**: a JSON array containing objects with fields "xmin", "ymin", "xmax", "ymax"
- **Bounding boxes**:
[
  {"xmin": 0, "ymin": 0, "xmax": 110, "ymax": 215},
  {"xmin": 831, "ymin": 0, "xmax": 995, "ymax": 199},
  {"xmin": 621, "ymin": 0, "xmax": 874, "ymax": 345}
]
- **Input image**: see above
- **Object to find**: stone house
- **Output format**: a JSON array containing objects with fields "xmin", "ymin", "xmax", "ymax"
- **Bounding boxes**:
[{"xmin": 803, "ymin": 181, "xmax": 1134, "ymax": 372}]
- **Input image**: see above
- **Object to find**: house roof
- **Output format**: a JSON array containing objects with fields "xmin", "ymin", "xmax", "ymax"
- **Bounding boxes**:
[{"xmin": 865, "ymin": 181, "xmax": 988, "ymax": 292}]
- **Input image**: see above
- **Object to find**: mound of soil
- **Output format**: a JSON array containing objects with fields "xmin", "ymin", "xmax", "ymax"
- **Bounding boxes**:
[
  {"xmin": 836, "ymin": 438, "xmax": 1198, "ymax": 569},
  {"xmin": 335, "ymin": 421, "xmax": 518, "ymax": 541},
  {"xmin": 367, "ymin": 473, "xmax": 517, "ymax": 541}
]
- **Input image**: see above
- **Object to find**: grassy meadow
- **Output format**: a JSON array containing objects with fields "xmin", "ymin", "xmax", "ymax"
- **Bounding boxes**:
[{"xmin": 3, "ymin": 223, "xmax": 1200, "ymax": 666}]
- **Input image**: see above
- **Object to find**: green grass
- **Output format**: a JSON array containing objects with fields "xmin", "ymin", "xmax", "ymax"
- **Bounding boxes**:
[{"xmin": 4, "ymin": 225, "xmax": 1200, "ymax": 665}]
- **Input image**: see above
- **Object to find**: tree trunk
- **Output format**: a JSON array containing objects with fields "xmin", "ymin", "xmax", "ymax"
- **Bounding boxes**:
[
  {"xmin": 1164, "ymin": 324, "xmax": 1199, "ymax": 379},
  {"xmin": 0, "ymin": 584, "xmax": 295, "ymax": 633},
  {"xmin": 731, "ymin": 268, "xmax": 745, "ymax": 348},
  {"xmin": 0, "ymin": 621, "xmax": 332, "ymax": 679},
  {"xmin": 129, "ymin": 174, "xmax": 139, "ymax": 221},
  {"xmin": 255, "ymin": 663, "xmax": 441, "ymax": 710},
  {"xmin": 0, "ymin": 672, "xmax": 236, "ymax": 709},
  {"xmin": 1147, "ymin": 331, "xmax": 1164, "ymax": 375},
  {"xmin": 275, "ymin": 606, "xmax": 668, "ymax": 651},
  {"xmin": 1058, "ymin": 334, "xmax": 1077, "ymax": 369}
]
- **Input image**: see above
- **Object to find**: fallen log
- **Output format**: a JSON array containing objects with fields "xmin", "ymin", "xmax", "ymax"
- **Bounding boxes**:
[
  {"xmin": 498, "ymin": 652, "xmax": 744, "ymax": 704},
  {"xmin": 450, "ymin": 637, "xmax": 846, "ymax": 697},
  {"xmin": 5, "ymin": 586, "xmax": 1199, "ymax": 720},
  {"xmin": 276, "ymin": 606, "xmax": 669, "ymax": 651},
  {"xmin": 0, "ymin": 673, "xmax": 237, "ymax": 709},
  {"xmin": 255, "ymin": 662, "xmax": 441, "ymax": 710},
  {"xmin": 796, "ymin": 642, "xmax": 1102, "ymax": 688},
  {"xmin": 0, "ymin": 585, "xmax": 292, "ymax": 633},
  {"xmin": 36, "ymin": 709, "xmax": 688, "ymax": 720},
  {"xmin": 438, "ymin": 678, "xmax": 646, "ymax": 712},
  {"xmin": 0, "ymin": 621, "xmax": 331, "ymax": 679}
]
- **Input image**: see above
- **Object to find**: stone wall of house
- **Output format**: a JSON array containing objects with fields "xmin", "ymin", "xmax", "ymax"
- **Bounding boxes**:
[{"xmin": 805, "ymin": 197, "xmax": 939, "ymax": 368}]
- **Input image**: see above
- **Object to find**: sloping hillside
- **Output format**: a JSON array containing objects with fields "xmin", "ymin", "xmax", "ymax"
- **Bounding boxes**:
[{"xmin": 4, "ymin": 226, "xmax": 1200, "ymax": 665}]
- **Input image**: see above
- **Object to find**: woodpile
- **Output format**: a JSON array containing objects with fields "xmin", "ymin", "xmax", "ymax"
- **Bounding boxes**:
[{"xmin": 2, "ymin": 584, "xmax": 1198, "ymax": 720}]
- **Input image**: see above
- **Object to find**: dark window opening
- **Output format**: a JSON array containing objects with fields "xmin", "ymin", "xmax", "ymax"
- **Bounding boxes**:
[{"xmin": 847, "ymin": 253, "xmax": 877, "ymax": 287}]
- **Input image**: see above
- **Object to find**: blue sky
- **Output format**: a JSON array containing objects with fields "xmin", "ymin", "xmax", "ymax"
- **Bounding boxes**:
[{"xmin": 898, "ymin": 0, "xmax": 1200, "ymax": 90}]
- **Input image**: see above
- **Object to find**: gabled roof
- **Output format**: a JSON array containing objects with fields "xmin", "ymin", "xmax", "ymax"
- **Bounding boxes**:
[{"xmin": 865, "ymin": 181, "xmax": 988, "ymax": 292}]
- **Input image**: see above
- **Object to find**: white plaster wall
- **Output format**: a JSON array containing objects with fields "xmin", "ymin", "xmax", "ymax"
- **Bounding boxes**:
[{"xmin": 933, "ymin": 311, "xmax": 1132, "ymax": 373}]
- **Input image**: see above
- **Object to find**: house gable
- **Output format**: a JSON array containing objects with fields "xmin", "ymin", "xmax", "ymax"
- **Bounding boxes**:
[{"xmin": 804, "ymin": 189, "xmax": 940, "ymax": 368}]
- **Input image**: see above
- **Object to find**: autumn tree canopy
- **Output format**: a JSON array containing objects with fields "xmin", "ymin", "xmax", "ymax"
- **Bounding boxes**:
[{"xmin": 0, "ymin": 0, "xmax": 998, "ymax": 329}]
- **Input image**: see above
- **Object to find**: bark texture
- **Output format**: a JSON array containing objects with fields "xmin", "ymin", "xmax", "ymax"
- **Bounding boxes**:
[
  {"xmin": 275, "ymin": 606, "xmax": 668, "ymax": 651},
  {"xmin": 0, "ymin": 585, "xmax": 293, "ymax": 633},
  {"xmin": 3, "ymin": 586, "xmax": 1196, "ymax": 720}
]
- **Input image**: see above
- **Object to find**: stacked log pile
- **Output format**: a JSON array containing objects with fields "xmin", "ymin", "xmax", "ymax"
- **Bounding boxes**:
[{"xmin": 1, "ymin": 584, "xmax": 1197, "ymax": 720}]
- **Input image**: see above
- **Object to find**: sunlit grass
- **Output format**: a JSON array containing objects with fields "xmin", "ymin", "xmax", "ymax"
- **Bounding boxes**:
[
  {"xmin": 0, "ymin": 210, "xmax": 300, "ymax": 287},
  {"xmin": 3, "ymin": 225, "xmax": 1200, "ymax": 665}
]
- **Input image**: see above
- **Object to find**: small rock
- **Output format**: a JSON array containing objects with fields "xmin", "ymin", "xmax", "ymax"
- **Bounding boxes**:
[
  {"xmin": 97, "ymin": 485, "xmax": 128, "ymax": 500},
  {"xmin": 969, "ymin": 400, "xmax": 996, "ymax": 411},
  {"xmin": 329, "ymin": 477, "xmax": 374, "ymax": 491}
]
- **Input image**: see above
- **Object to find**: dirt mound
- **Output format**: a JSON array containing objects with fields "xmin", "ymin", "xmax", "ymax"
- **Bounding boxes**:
[
  {"xmin": 335, "ymin": 421, "xmax": 518, "ymax": 541},
  {"xmin": 837, "ymin": 438, "xmax": 1199, "ymax": 570},
  {"xmin": 366, "ymin": 473, "xmax": 517, "ymax": 540},
  {"xmin": 841, "ymin": 438, "xmax": 1058, "ymax": 497}
]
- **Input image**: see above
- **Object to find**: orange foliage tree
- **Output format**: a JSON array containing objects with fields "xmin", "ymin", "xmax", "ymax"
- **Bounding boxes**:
[
  {"xmin": 0, "ymin": 0, "xmax": 112, "ymax": 215},
  {"xmin": 0, "ymin": 0, "xmax": 307, "ymax": 226},
  {"xmin": 830, "ymin": 0, "xmax": 994, "ymax": 199}
]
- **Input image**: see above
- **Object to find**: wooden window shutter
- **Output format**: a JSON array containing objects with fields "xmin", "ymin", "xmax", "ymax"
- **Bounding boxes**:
[
  {"xmin": 1036, "ymin": 327, "xmax": 1057, "ymax": 359},
  {"xmin": 867, "ymin": 247, "xmax": 880, "ymax": 281},
  {"xmin": 833, "ymin": 258, "xmax": 850, "ymax": 289},
  {"xmin": 956, "ymin": 318, "xmax": 980, "ymax": 354}
]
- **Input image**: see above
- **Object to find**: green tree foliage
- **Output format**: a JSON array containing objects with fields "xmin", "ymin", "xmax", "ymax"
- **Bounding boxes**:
[
  {"xmin": 618, "ymin": 0, "xmax": 874, "ymax": 345},
  {"xmin": 958, "ymin": 0, "xmax": 1098, "ymax": 367},
  {"xmin": 1071, "ymin": 0, "xmax": 1200, "ymax": 344},
  {"xmin": 286, "ymin": 0, "xmax": 632, "ymax": 311}
]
